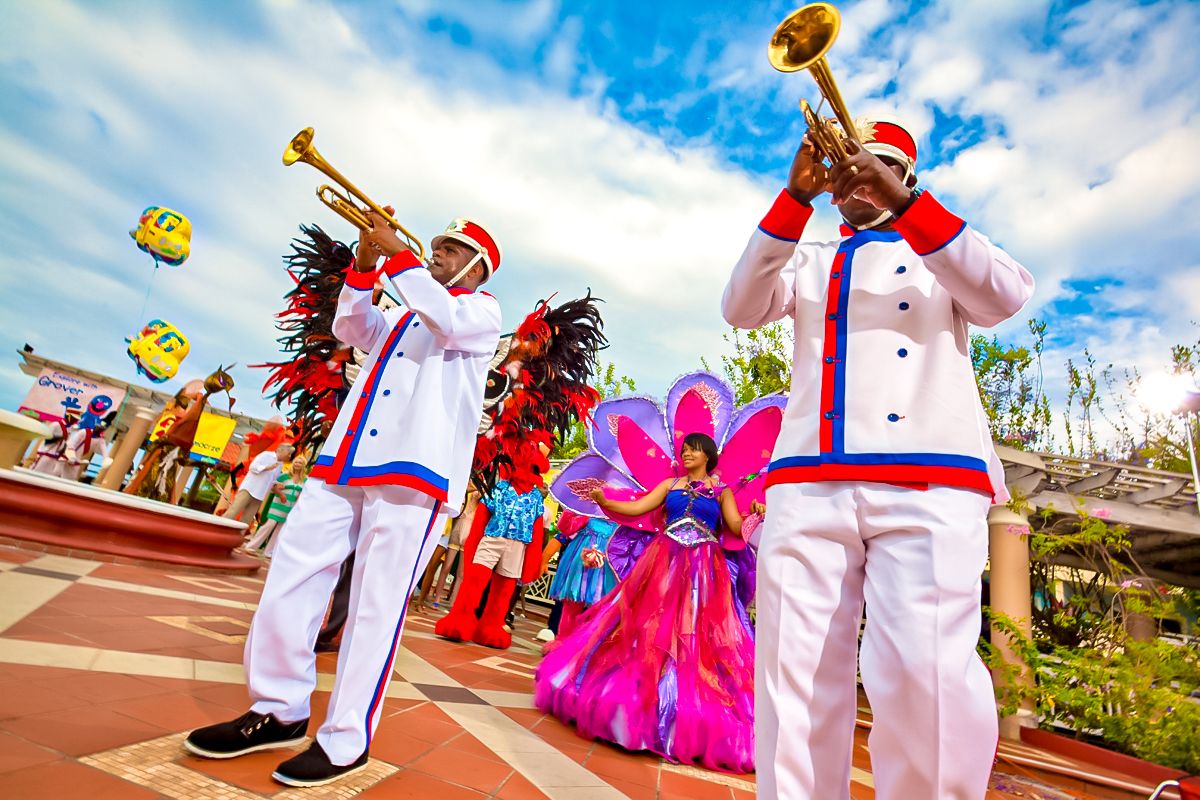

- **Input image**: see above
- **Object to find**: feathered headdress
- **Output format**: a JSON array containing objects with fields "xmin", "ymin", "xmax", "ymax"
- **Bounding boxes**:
[
  {"xmin": 473, "ymin": 291, "xmax": 607, "ymax": 495},
  {"xmin": 251, "ymin": 225, "xmax": 356, "ymax": 453}
]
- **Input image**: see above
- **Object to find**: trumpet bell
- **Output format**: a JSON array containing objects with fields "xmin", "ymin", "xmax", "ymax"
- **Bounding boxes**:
[
  {"xmin": 283, "ymin": 127, "xmax": 315, "ymax": 166},
  {"xmin": 768, "ymin": 2, "xmax": 841, "ymax": 73}
]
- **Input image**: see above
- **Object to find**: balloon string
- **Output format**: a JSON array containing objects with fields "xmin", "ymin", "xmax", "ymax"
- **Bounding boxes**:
[{"xmin": 135, "ymin": 261, "xmax": 159, "ymax": 327}]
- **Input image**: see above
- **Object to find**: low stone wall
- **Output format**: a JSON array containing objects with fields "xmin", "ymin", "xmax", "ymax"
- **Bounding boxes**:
[{"xmin": 0, "ymin": 468, "xmax": 259, "ymax": 573}]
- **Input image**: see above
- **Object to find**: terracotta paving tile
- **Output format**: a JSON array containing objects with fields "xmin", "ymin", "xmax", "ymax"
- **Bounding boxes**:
[
  {"xmin": 443, "ymin": 731, "xmax": 510, "ymax": 765},
  {"xmin": 850, "ymin": 783, "xmax": 876, "ymax": 799},
  {"xmin": 378, "ymin": 698, "xmax": 424, "ymax": 716},
  {"xmin": 530, "ymin": 716, "xmax": 593, "ymax": 750},
  {"xmin": 368, "ymin": 729, "xmax": 438, "ymax": 767},
  {"xmin": 186, "ymin": 642, "xmax": 250, "ymax": 662},
  {"xmin": 732, "ymin": 788, "xmax": 758, "ymax": 799},
  {"xmin": 34, "ymin": 672, "xmax": 176, "ymax": 705},
  {"xmin": 380, "ymin": 702, "xmax": 463, "ymax": 746},
  {"xmin": 188, "ymin": 683, "xmax": 255, "ymax": 713},
  {"xmin": 586, "ymin": 746, "xmax": 662, "ymax": 788},
  {"xmin": 0, "ymin": 705, "xmax": 168, "ymax": 756},
  {"xmin": 494, "ymin": 770, "xmax": 551, "ymax": 799},
  {"xmin": 498, "ymin": 706, "xmax": 545, "ymax": 729},
  {"xmin": 603, "ymin": 775, "xmax": 660, "ymax": 800},
  {"xmin": 184, "ymin": 745, "xmax": 304, "ymax": 794},
  {"xmin": 357, "ymin": 768, "xmax": 488, "ymax": 798},
  {"xmin": 0, "ymin": 759, "xmax": 161, "ymax": 800},
  {"xmin": 107, "ymin": 691, "xmax": 247, "ymax": 733},
  {"xmin": 0, "ymin": 731, "xmax": 63, "ymax": 775},
  {"xmin": 0, "ymin": 664, "xmax": 85, "ymax": 683},
  {"xmin": 0, "ymin": 678, "xmax": 100, "ymax": 718},
  {"xmin": 409, "ymin": 745, "xmax": 514, "ymax": 794},
  {"xmin": 659, "ymin": 769, "xmax": 737, "ymax": 799},
  {"xmin": 0, "ymin": 547, "xmax": 36, "ymax": 564}
]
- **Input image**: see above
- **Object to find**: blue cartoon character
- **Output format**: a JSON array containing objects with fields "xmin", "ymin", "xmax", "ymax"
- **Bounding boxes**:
[
  {"xmin": 130, "ymin": 206, "xmax": 192, "ymax": 267},
  {"xmin": 79, "ymin": 395, "xmax": 114, "ymax": 430},
  {"xmin": 127, "ymin": 319, "xmax": 190, "ymax": 383}
]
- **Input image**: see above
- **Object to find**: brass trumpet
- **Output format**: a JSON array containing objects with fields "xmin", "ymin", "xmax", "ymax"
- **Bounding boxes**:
[
  {"xmin": 768, "ymin": 3, "xmax": 858, "ymax": 166},
  {"xmin": 283, "ymin": 127, "xmax": 425, "ymax": 260}
]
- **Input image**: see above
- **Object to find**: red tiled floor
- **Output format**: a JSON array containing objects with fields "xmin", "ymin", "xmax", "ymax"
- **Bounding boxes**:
[
  {"xmin": 494, "ymin": 770, "xmax": 551, "ymax": 799},
  {"xmin": 408, "ymin": 744, "xmax": 515, "ymax": 795},
  {"xmin": 0, "ymin": 731, "xmax": 63, "ymax": 774},
  {"xmin": 0, "ymin": 704, "xmax": 168, "ymax": 756},
  {"xmin": 445, "ymin": 731, "xmax": 510, "ymax": 765},
  {"xmin": 379, "ymin": 702, "xmax": 464, "ymax": 746},
  {"xmin": 185, "ymin": 746, "xmax": 302, "ymax": 795},
  {"xmin": 604, "ymin": 776, "xmax": 661, "ymax": 800},
  {"xmin": 365, "ymin": 729, "xmax": 438, "ymax": 767},
  {"xmin": 32, "ymin": 671, "xmax": 175, "ymax": 705},
  {"xmin": 586, "ymin": 746, "xmax": 662, "ymax": 789},
  {"xmin": 357, "ymin": 769, "xmax": 489, "ymax": 798},
  {"xmin": 0, "ymin": 757, "xmax": 161, "ymax": 800},
  {"xmin": 658, "ymin": 770, "xmax": 737, "ymax": 800},
  {"xmin": 0, "ymin": 546, "xmax": 1164, "ymax": 800}
]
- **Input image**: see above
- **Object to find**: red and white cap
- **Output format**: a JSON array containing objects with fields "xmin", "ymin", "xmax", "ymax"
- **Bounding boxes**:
[
  {"xmin": 859, "ymin": 117, "xmax": 918, "ymax": 170},
  {"xmin": 431, "ymin": 218, "xmax": 502, "ymax": 282}
]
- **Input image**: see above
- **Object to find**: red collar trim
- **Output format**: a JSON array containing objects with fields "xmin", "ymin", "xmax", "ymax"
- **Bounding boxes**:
[{"xmin": 448, "ymin": 286, "xmax": 475, "ymax": 297}]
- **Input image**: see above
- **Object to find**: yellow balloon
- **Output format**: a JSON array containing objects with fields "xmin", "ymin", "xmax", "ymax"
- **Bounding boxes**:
[
  {"xmin": 127, "ymin": 319, "xmax": 190, "ymax": 383},
  {"xmin": 130, "ymin": 206, "xmax": 192, "ymax": 266}
]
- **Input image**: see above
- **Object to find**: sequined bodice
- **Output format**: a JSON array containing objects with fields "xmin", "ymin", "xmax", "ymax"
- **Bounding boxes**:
[{"xmin": 663, "ymin": 481, "xmax": 723, "ymax": 547}]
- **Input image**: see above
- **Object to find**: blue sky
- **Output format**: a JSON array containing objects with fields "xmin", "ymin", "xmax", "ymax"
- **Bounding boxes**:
[{"xmin": 1, "ymin": 0, "xmax": 1198, "ymax": 435}]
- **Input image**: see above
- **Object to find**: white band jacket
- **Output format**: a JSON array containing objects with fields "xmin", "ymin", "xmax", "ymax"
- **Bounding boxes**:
[
  {"xmin": 310, "ymin": 251, "xmax": 502, "ymax": 514},
  {"xmin": 721, "ymin": 189, "xmax": 1035, "ymax": 503}
]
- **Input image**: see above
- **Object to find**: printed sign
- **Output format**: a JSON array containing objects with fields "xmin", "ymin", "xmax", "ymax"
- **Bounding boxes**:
[
  {"xmin": 19, "ymin": 368, "xmax": 127, "ymax": 424},
  {"xmin": 190, "ymin": 412, "xmax": 237, "ymax": 464}
]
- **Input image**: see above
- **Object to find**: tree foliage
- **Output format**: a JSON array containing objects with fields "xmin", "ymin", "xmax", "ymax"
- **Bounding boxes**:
[
  {"xmin": 551, "ymin": 361, "xmax": 636, "ymax": 460},
  {"xmin": 704, "ymin": 322, "xmax": 792, "ymax": 404}
]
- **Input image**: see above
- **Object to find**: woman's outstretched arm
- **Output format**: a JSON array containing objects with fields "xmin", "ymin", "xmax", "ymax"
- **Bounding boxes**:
[{"xmin": 591, "ymin": 478, "xmax": 674, "ymax": 517}]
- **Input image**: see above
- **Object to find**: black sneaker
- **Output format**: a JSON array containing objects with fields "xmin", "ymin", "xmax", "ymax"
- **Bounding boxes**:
[
  {"xmin": 272, "ymin": 741, "xmax": 368, "ymax": 787},
  {"xmin": 184, "ymin": 710, "xmax": 309, "ymax": 759}
]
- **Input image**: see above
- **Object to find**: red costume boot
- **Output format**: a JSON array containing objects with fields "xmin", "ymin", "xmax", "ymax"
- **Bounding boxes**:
[
  {"xmin": 472, "ymin": 574, "xmax": 517, "ymax": 649},
  {"xmin": 434, "ymin": 562, "xmax": 492, "ymax": 642}
]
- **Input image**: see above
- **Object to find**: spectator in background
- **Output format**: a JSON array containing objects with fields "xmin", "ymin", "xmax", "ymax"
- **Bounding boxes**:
[
  {"xmin": 223, "ymin": 445, "xmax": 294, "ymax": 524},
  {"xmin": 242, "ymin": 454, "xmax": 309, "ymax": 556}
]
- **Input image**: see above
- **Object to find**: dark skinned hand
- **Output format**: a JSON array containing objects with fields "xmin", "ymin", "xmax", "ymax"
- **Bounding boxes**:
[
  {"xmin": 786, "ymin": 135, "xmax": 832, "ymax": 205},
  {"xmin": 828, "ymin": 139, "xmax": 912, "ymax": 214},
  {"xmin": 354, "ymin": 204, "xmax": 409, "ymax": 272}
]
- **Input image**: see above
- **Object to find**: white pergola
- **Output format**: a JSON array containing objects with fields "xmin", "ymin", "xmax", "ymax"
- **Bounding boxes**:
[
  {"xmin": 998, "ymin": 445, "xmax": 1200, "ymax": 588},
  {"xmin": 988, "ymin": 444, "xmax": 1199, "ymax": 738}
]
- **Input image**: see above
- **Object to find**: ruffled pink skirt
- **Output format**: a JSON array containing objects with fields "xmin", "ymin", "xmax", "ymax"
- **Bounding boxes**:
[{"xmin": 534, "ymin": 535, "xmax": 755, "ymax": 773}]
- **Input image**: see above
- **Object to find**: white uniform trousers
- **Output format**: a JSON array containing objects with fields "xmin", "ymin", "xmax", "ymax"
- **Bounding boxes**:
[
  {"xmin": 244, "ymin": 479, "xmax": 447, "ymax": 765},
  {"xmin": 756, "ymin": 482, "xmax": 997, "ymax": 800}
]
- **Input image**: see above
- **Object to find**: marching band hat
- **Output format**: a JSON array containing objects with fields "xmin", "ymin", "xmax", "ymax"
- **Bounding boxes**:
[
  {"xmin": 859, "ymin": 116, "xmax": 918, "ymax": 169},
  {"xmin": 431, "ymin": 218, "xmax": 502, "ymax": 281}
]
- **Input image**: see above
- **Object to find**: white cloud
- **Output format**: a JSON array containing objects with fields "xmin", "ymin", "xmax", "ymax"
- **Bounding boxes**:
[{"xmin": 0, "ymin": 0, "xmax": 780, "ymax": 418}]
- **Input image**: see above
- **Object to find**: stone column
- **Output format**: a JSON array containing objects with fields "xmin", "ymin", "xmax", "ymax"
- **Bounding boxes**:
[
  {"xmin": 172, "ymin": 465, "xmax": 195, "ymax": 506},
  {"xmin": 987, "ymin": 504, "xmax": 1037, "ymax": 740},
  {"xmin": 99, "ymin": 407, "xmax": 158, "ymax": 490}
]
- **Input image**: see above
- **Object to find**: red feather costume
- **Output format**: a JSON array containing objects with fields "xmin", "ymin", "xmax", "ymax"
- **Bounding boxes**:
[{"xmin": 436, "ymin": 292, "xmax": 607, "ymax": 649}]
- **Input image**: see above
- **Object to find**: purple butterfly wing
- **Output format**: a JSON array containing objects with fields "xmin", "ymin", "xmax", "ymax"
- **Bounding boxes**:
[
  {"xmin": 550, "ymin": 454, "xmax": 641, "ymax": 517},
  {"xmin": 588, "ymin": 396, "xmax": 673, "ymax": 489}
]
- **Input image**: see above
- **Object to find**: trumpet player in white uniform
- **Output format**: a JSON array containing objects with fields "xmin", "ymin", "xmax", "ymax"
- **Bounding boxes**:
[
  {"xmin": 186, "ymin": 209, "xmax": 502, "ymax": 788},
  {"xmin": 723, "ymin": 109, "xmax": 1034, "ymax": 799}
]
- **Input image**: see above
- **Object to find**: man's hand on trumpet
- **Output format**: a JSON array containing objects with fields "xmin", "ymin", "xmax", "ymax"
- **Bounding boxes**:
[
  {"xmin": 786, "ymin": 136, "xmax": 832, "ymax": 205},
  {"xmin": 828, "ymin": 139, "xmax": 912, "ymax": 214},
  {"xmin": 354, "ymin": 205, "xmax": 413, "ymax": 272}
]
